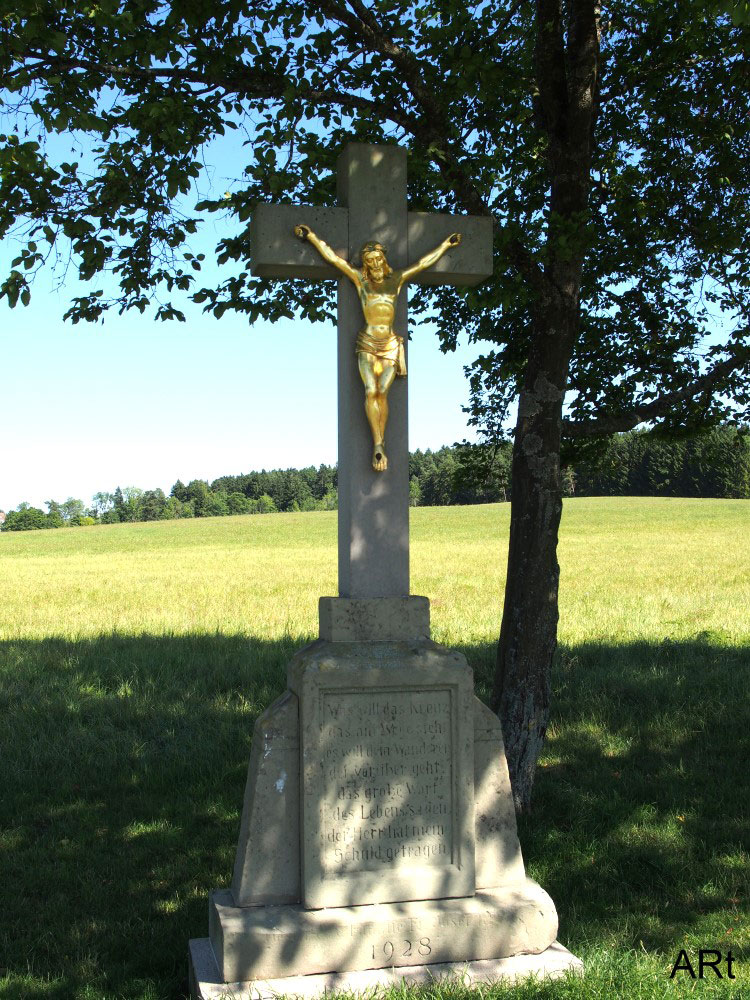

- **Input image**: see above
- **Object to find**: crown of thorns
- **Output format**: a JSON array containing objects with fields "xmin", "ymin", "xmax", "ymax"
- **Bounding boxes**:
[{"xmin": 361, "ymin": 241, "xmax": 387, "ymax": 259}]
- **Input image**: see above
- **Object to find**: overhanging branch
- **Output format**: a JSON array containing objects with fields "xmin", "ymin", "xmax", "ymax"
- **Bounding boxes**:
[
  {"xmin": 319, "ymin": 1, "xmax": 544, "ymax": 292},
  {"xmin": 319, "ymin": 0, "xmax": 490, "ymax": 213},
  {"xmin": 563, "ymin": 347, "xmax": 750, "ymax": 438},
  {"xmin": 10, "ymin": 14, "xmax": 546, "ymax": 293},
  {"xmin": 13, "ymin": 51, "xmax": 400, "ymax": 126}
]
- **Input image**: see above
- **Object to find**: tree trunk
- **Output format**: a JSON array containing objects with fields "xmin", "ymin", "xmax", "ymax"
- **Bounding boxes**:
[
  {"xmin": 491, "ymin": 294, "xmax": 581, "ymax": 814},
  {"xmin": 492, "ymin": 0, "xmax": 600, "ymax": 812},
  {"xmin": 492, "ymin": 357, "xmax": 566, "ymax": 813}
]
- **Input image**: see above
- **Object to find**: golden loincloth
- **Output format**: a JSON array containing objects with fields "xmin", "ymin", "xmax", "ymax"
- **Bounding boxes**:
[{"xmin": 355, "ymin": 329, "xmax": 407, "ymax": 376}]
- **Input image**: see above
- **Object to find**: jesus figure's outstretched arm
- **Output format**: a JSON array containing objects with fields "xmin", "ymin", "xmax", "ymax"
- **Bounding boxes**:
[
  {"xmin": 294, "ymin": 224, "xmax": 360, "ymax": 286},
  {"xmin": 400, "ymin": 232, "xmax": 462, "ymax": 285}
]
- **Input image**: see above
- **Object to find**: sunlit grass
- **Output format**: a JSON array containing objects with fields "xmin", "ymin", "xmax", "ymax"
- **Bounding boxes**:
[
  {"xmin": 0, "ymin": 498, "xmax": 748, "ymax": 999},
  {"xmin": 2, "ymin": 498, "xmax": 747, "ymax": 646}
]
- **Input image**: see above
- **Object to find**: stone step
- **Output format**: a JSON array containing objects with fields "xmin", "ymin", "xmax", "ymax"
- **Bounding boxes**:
[
  {"xmin": 208, "ymin": 880, "xmax": 557, "ymax": 983},
  {"xmin": 189, "ymin": 938, "xmax": 583, "ymax": 1000}
]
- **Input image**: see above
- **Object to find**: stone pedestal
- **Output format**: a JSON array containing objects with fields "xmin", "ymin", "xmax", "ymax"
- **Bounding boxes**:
[
  {"xmin": 190, "ymin": 599, "xmax": 578, "ymax": 996},
  {"xmin": 208, "ymin": 881, "xmax": 557, "ymax": 983},
  {"xmin": 189, "ymin": 940, "xmax": 583, "ymax": 1000}
]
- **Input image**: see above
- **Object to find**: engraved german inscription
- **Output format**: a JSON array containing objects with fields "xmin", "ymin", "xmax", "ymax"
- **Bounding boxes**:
[{"xmin": 319, "ymin": 688, "xmax": 454, "ymax": 871}]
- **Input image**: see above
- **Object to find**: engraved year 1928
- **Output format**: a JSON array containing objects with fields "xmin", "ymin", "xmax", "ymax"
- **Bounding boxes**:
[{"xmin": 371, "ymin": 937, "xmax": 432, "ymax": 962}]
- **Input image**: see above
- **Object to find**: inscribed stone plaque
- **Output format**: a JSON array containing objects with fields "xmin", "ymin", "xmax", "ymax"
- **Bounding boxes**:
[
  {"xmin": 292, "ymin": 642, "xmax": 475, "ymax": 909},
  {"xmin": 321, "ymin": 686, "xmax": 453, "ymax": 869}
]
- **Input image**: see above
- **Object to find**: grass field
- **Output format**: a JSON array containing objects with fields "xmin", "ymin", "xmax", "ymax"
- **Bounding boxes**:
[{"xmin": 0, "ymin": 498, "xmax": 748, "ymax": 999}]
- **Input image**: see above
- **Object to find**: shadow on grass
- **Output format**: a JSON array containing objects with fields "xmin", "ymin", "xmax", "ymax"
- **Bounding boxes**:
[
  {"xmin": 518, "ymin": 638, "xmax": 747, "ymax": 959},
  {"xmin": 0, "ymin": 633, "xmax": 305, "ymax": 1000},
  {"xmin": 0, "ymin": 633, "xmax": 748, "ymax": 999}
]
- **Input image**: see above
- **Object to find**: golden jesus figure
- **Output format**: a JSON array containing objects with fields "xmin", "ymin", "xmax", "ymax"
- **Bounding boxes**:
[{"xmin": 294, "ymin": 224, "xmax": 461, "ymax": 471}]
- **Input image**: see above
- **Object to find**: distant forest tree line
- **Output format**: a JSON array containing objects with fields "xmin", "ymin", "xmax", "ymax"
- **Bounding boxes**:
[{"xmin": 2, "ymin": 426, "xmax": 749, "ymax": 531}]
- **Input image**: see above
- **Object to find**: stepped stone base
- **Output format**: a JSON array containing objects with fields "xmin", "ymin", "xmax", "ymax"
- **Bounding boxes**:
[
  {"xmin": 189, "ymin": 938, "xmax": 583, "ymax": 1000},
  {"xmin": 195, "ymin": 606, "xmax": 576, "ymax": 997},
  {"xmin": 209, "ymin": 879, "xmax": 557, "ymax": 983}
]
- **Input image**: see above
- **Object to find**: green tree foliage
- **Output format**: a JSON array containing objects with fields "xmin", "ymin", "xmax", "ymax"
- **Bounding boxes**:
[
  {"xmin": 140, "ymin": 488, "xmax": 167, "ymax": 521},
  {"xmin": 4, "ymin": 431, "xmax": 747, "ymax": 533},
  {"xmin": 451, "ymin": 443, "xmax": 512, "ymax": 504},
  {"xmin": 122, "ymin": 487, "xmax": 144, "ymax": 521},
  {"xmin": 255, "ymin": 494, "xmax": 278, "ymax": 514},
  {"xmin": 560, "ymin": 465, "xmax": 576, "ymax": 499},
  {"xmin": 2, "ymin": 498, "xmax": 98, "ymax": 530},
  {"xmin": 318, "ymin": 490, "xmax": 338, "ymax": 511},
  {"xmin": 203, "ymin": 490, "xmax": 230, "ymax": 517},
  {"xmin": 575, "ymin": 426, "xmax": 750, "ymax": 499},
  {"xmin": 227, "ymin": 491, "xmax": 252, "ymax": 515},
  {"xmin": 162, "ymin": 494, "xmax": 193, "ymax": 519},
  {"xmin": 3, "ymin": 0, "xmax": 749, "ymax": 806},
  {"xmin": 61, "ymin": 497, "xmax": 86, "ymax": 524},
  {"xmin": 408, "ymin": 475, "xmax": 421, "ymax": 508},
  {"xmin": 170, "ymin": 480, "xmax": 188, "ymax": 502},
  {"xmin": 185, "ymin": 480, "xmax": 209, "ymax": 514},
  {"xmin": 210, "ymin": 465, "xmax": 339, "ymax": 512},
  {"xmin": 91, "ymin": 491, "xmax": 114, "ymax": 518},
  {"xmin": 44, "ymin": 499, "xmax": 64, "ymax": 528},
  {"xmin": 3, "ymin": 503, "xmax": 53, "ymax": 530},
  {"xmin": 411, "ymin": 445, "xmax": 510, "ymax": 505},
  {"xmin": 2, "ymin": 2, "xmax": 747, "ymax": 424},
  {"xmin": 109, "ymin": 486, "xmax": 144, "ymax": 522},
  {"xmin": 112, "ymin": 487, "xmax": 126, "ymax": 522}
]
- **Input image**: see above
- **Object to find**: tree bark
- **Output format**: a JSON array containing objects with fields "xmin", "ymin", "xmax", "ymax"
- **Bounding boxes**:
[
  {"xmin": 492, "ymin": 0, "xmax": 600, "ymax": 812},
  {"xmin": 491, "ymin": 319, "xmax": 570, "ymax": 812}
]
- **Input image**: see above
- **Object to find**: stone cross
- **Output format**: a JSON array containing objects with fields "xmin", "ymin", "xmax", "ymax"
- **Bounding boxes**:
[
  {"xmin": 195, "ymin": 147, "xmax": 578, "ymax": 992},
  {"xmin": 250, "ymin": 143, "xmax": 492, "ymax": 600}
]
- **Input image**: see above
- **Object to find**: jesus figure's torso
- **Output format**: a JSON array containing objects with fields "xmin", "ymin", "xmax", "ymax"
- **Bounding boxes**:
[{"xmin": 358, "ymin": 274, "xmax": 404, "ymax": 339}]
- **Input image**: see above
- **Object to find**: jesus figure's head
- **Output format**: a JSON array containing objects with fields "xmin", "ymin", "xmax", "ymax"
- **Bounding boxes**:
[{"xmin": 360, "ymin": 242, "xmax": 392, "ymax": 283}]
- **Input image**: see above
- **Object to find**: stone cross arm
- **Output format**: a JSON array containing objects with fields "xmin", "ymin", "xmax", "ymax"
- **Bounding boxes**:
[{"xmin": 250, "ymin": 203, "xmax": 493, "ymax": 286}]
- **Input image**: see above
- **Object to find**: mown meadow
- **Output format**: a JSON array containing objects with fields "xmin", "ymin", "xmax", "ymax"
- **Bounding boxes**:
[{"xmin": 1, "ymin": 498, "xmax": 748, "ymax": 999}]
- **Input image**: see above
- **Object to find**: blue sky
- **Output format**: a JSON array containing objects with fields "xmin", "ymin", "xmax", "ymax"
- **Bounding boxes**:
[{"xmin": 0, "ymin": 270, "xmax": 483, "ymax": 511}]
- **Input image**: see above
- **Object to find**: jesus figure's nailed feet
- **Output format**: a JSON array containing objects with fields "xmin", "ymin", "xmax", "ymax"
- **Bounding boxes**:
[{"xmin": 372, "ymin": 443, "xmax": 388, "ymax": 472}]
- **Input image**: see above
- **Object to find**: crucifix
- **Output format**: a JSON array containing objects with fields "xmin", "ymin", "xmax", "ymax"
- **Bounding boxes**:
[
  {"xmin": 293, "ymin": 223, "xmax": 463, "ymax": 474},
  {"xmin": 197, "ymin": 147, "xmax": 577, "ymax": 995},
  {"xmin": 250, "ymin": 143, "xmax": 492, "ymax": 601}
]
